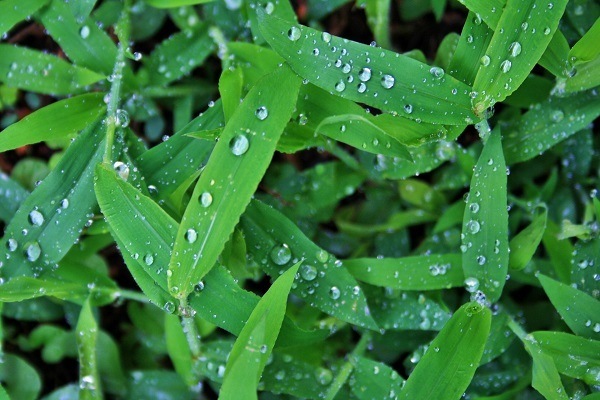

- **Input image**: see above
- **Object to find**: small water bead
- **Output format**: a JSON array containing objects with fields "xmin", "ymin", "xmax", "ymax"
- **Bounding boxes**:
[
  {"xmin": 547, "ymin": 2, "xmax": 553, "ymax": 9},
  {"xmin": 185, "ymin": 228, "xmax": 198, "ymax": 243},
  {"xmin": 28, "ymin": 210, "xmax": 44, "ymax": 226},
  {"xmin": 287, "ymin": 26, "xmax": 301, "ymax": 41},
  {"xmin": 342, "ymin": 63, "xmax": 352, "ymax": 73},
  {"xmin": 429, "ymin": 66, "xmax": 445, "ymax": 79},
  {"xmin": 500, "ymin": 60, "xmax": 512, "ymax": 73},
  {"xmin": 380, "ymin": 74, "xmax": 395, "ymax": 89},
  {"xmin": 334, "ymin": 59, "xmax": 342, "ymax": 68},
  {"xmin": 7, "ymin": 238, "xmax": 18, "ymax": 252},
  {"xmin": 116, "ymin": 109, "xmax": 129, "ymax": 128},
  {"xmin": 357, "ymin": 82, "xmax": 367, "ymax": 93},
  {"xmin": 229, "ymin": 134, "xmax": 249, "ymax": 156},
  {"xmin": 469, "ymin": 203, "xmax": 480, "ymax": 213},
  {"xmin": 255, "ymin": 106, "xmax": 268, "ymax": 120},
  {"xmin": 358, "ymin": 67, "xmax": 372, "ymax": 82},
  {"xmin": 334, "ymin": 80, "xmax": 346, "ymax": 92},
  {"xmin": 79, "ymin": 25, "xmax": 90, "ymax": 39},
  {"xmin": 476, "ymin": 255, "xmax": 487, "ymax": 265},
  {"xmin": 316, "ymin": 368, "xmax": 333, "ymax": 385},
  {"xmin": 321, "ymin": 32, "xmax": 332, "ymax": 43},
  {"xmin": 25, "ymin": 241, "xmax": 41, "ymax": 262},
  {"xmin": 194, "ymin": 281, "xmax": 205, "ymax": 292},
  {"xmin": 465, "ymin": 277, "xmax": 480, "ymax": 293},
  {"xmin": 467, "ymin": 35, "xmax": 474, "ymax": 43},
  {"xmin": 480, "ymin": 55, "xmax": 491, "ymax": 66},
  {"xmin": 312, "ymin": 48, "xmax": 320, "ymax": 56},
  {"xmin": 404, "ymin": 104, "xmax": 413, "ymax": 114},
  {"xmin": 329, "ymin": 286, "xmax": 341, "ymax": 300},
  {"xmin": 199, "ymin": 192, "xmax": 213, "ymax": 207},
  {"xmin": 264, "ymin": 2, "xmax": 275, "ymax": 14},
  {"xmin": 467, "ymin": 220, "xmax": 481, "ymax": 234},
  {"xmin": 61, "ymin": 198, "xmax": 69, "ymax": 209},
  {"xmin": 270, "ymin": 243, "xmax": 292, "ymax": 265},
  {"xmin": 300, "ymin": 264, "xmax": 318, "ymax": 281},
  {"xmin": 543, "ymin": 27, "xmax": 551, "ymax": 35},
  {"xmin": 164, "ymin": 301, "xmax": 176, "ymax": 313},
  {"xmin": 113, "ymin": 161, "xmax": 130, "ymax": 180},
  {"xmin": 316, "ymin": 249, "xmax": 329, "ymax": 263},
  {"xmin": 508, "ymin": 42, "xmax": 522, "ymax": 57},
  {"xmin": 144, "ymin": 253, "xmax": 154, "ymax": 266},
  {"xmin": 550, "ymin": 109, "xmax": 564, "ymax": 123}
]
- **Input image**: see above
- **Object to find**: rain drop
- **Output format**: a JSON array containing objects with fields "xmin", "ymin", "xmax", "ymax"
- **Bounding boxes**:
[
  {"xmin": 469, "ymin": 203, "xmax": 480, "ymax": 213},
  {"xmin": 465, "ymin": 277, "xmax": 480, "ymax": 293},
  {"xmin": 25, "ymin": 241, "xmax": 41, "ymax": 262},
  {"xmin": 270, "ymin": 244, "xmax": 292, "ymax": 265},
  {"xmin": 476, "ymin": 255, "xmax": 487, "ymax": 265},
  {"xmin": 7, "ymin": 238, "xmax": 18, "ymax": 252},
  {"xmin": 116, "ymin": 109, "xmax": 129, "ymax": 128},
  {"xmin": 380, "ymin": 74, "xmax": 395, "ymax": 89},
  {"xmin": 358, "ymin": 67, "xmax": 372, "ymax": 82},
  {"xmin": 342, "ymin": 63, "xmax": 352, "ymax": 74},
  {"xmin": 550, "ymin": 109, "xmax": 564, "ymax": 123},
  {"xmin": 200, "ymin": 192, "xmax": 213, "ymax": 207},
  {"xmin": 79, "ymin": 26, "xmax": 90, "ymax": 39},
  {"xmin": 357, "ymin": 82, "xmax": 367, "ymax": 93},
  {"xmin": 144, "ymin": 254, "xmax": 154, "ymax": 265},
  {"xmin": 300, "ymin": 264, "xmax": 318, "ymax": 281},
  {"xmin": 229, "ymin": 134, "xmax": 249, "ymax": 156},
  {"xmin": 543, "ymin": 27, "xmax": 551, "ymax": 35},
  {"xmin": 334, "ymin": 80, "xmax": 346, "ymax": 92},
  {"xmin": 316, "ymin": 249, "xmax": 329, "ymax": 263},
  {"xmin": 255, "ymin": 106, "xmax": 268, "ymax": 120},
  {"xmin": 329, "ymin": 286, "xmax": 341, "ymax": 300},
  {"xmin": 429, "ymin": 66, "xmax": 445, "ymax": 79},
  {"xmin": 404, "ymin": 104, "xmax": 413, "ymax": 114},
  {"xmin": 467, "ymin": 220, "xmax": 481, "ymax": 234},
  {"xmin": 164, "ymin": 301, "xmax": 176, "ymax": 313},
  {"xmin": 500, "ymin": 60, "xmax": 512, "ymax": 73},
  {"xmin": 480, "ymin": 55, "xmax": 491, "ymax": 66},
  {"xmin": 185, "ymin": 228, "xmax": 198, "ymax": 243},
  {"xmin": 321, "ymin": 32, "xmax": 332, "ymax": 43},
  {"xmin": 60, "ymin": 198, "xmax": 69, "ymax": 209},
  {"xmin": 28, "ymin": 210, "xmax": 44, "ymax": 226},
  {"xmin": 287, "ymin": 26, "xmax": 301, "ymax": 41},
  {"xmin": 508, "ymin": 42, "xmax": 522, "ymax": 57},
  {"xmin": 264, "ymin": 2, "xmax": 275, "ymax": 14},
  {"xmin": 113, "ymin": 161, "xmax": 130, "ymax": 180}
]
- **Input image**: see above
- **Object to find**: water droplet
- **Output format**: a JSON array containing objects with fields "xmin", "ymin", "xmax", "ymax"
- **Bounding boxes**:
[
  {"xmin": 480, "ymin": 55, "xmax": 491, "ymax": 66},
  {"xmin": 79, "ymin": 26, "xmax": 90, "ymax": 39},
  {"xmin": 270, "ymin": 244, "xmax": 292, "ymax": 265},
  {"xmin": 7, "ymin": 238, "xmax": 18, "ymax": 252},
  {"xmin": 342, "ymin": 63, "xmax": 352, "ymax": 73},
  {"xmin": 300, "ymin": 264, "xmax": 318, "ymax": 281},
  {"xmin": 473, "ymin": 14, "xmax": 482, "ymax": 25},
  {"xmin": 358, "ymin": 67, "xmax": 372, "ymax": 82},
  {"xmin": 164, "ymin": 301, "xmax": 176, "ymax": 313},
  {"xmin": 357, "ymin": 82, "xmax": 367, "ymax": 93},
  {"xmin": 329, "ymin": 286, "xmax": 341, "ymax": 300},
  {"xmin": 321, "ymin": 32, "xmax": 332, "ymax": 43},
  {"xmin": 116, "ymin": 109, "xmax": 129, "ymax": 128},
  {"xmin": 550, "ymin": 109, "xmax": 564, "ymax": 123},
  {"xmin": 316, "ymin": 249, "xmax": 329, "ymax": 263},
  {"xmin": 500, "ymin": 60, "xmax": 512, "ymax": 73},
  {"xmin": 229, "ymin": 134, "xmax": 249, "ymax": 156},
  {"xmin": 316, "ymin": 368, "xmax": 333, "ymax": 385},
  {"xmin": 429, "ymin": 66, "xmax": 445, "ymax": 79},
  {"xmin": 543, "ymin": 27, "xmax": 551, "ymax": 35},
  {"xmin": 287, "ymin": 26, "xmax": 301, "ymax": 41},
  {"xmin": 334, "ymin": 80, "xmax": 346, "ymax": 92},
  {"xmin": 113, "ymin": 161, "xmax": 130, "ymax": 180},
  {"xmin": 467, "ymin": 220, "xmax": 481, "ymax": 234},
  {"xmin": 312, "ymin": 48, "xmax": 320, "ymax": 56},
  {"xmin": 404, "ymin": 104, "xmax": 413, "ymax": 114},
  {"xmin": 469, "ymin": 203, "xmax": 480, "ymax": 213},
  {"xmin": 194, "ymin": 281, "xmax": 205, "ymax": 292},
  {"xmin": 508, "ymin": 42, "xmax": 522, "ymax": 57},
  {"xmin": 141, "ymin": 254, "xmax": 153, "ymax": 266},
  {"xmin": 185, "ymin": 228, "xmax": 198, "ymax": 243},
  {"xmin": 200, "ymin": 192, "xmax": 213, "ymax": 207},
  {"xmin": 255, "ymin": 106, "xmax": 268, "ymax": 120},
  {"xmin": 28, "ymin": 210, "xmax": 44, "ymax": 226},
  {"xmin": 380, "ymin": 74, "xmax": 395, "ymax": 89},
  {"xmin": 25, "ymin": 241, "xmax": 41, "ymax": 262},
  {"xmin": 60, "ymin": 198, "xmax": 69, "ymax": 209},
  {"xmin": 547, "ymin": 3, "xmax": 554, "ymax": 9},
  {"xmin": 477, "ymin": 255, "xmax": 487, "ymax": 265},
  {"xmin": 465, "ymin": 277, "xmax": 479, "ymax": 292},
  {"xmin": 264, "ymin": 2, "xmax": 275, "ymax": 14}
]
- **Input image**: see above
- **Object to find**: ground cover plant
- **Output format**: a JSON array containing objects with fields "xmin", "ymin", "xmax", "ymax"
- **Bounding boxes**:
[{"xmin": 0, "ymin": 0, "xmax": 599, "ymax": 398}]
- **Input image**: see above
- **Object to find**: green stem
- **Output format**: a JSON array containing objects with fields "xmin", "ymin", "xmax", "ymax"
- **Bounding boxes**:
[
  {"xmin": 324, "ymin": 332, "xmax": 372, "ymax": 400},
  {"xmin": 103, "ymin": 2, "xmax": 130, "ymax": 165},
  {"xmin": 180, "ymin": 298, "xmax": 202, "ymax": 359},
  {"xmin": 117, "ymin": 289, "xmax": 150, "ymax": 303}
]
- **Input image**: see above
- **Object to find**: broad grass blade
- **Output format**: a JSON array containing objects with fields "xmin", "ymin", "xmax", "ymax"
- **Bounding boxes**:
[
  {"xmin": 509, "ymin": 206, "xmax": 547, "ymax": 270},
  {"xmin": 0, "ymin": 0, "xmax": 49, "ymax": 37},
  {"xmin": 76, "ymin": 297, "xmax": 102, "ymax": 400},
  {"xmin": 0, "ymin": 172, "xmax": 29, "ymax": 222}
]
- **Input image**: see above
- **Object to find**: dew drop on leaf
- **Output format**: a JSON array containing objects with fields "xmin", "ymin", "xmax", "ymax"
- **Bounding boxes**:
[
  {"xmin": 500, "ymin": 60, "xmax": 512, "ymax": 73},
  {"xmin": 357, "ymin": 82, "xmax": 367, "ymax": 93},
  {"xmin": 464, "ymin": 277, "xmax": 480, "ymax": 292},
  {"xmin": 28, "ymin": 210, "xmax": 44, "ymax": 226},
  {"xmin": 229, "ymin": 134, "xmax": 249, "ymax": 156},
  {"xmin": 199, "ymin": 192, "xmax": 213, "ymax": 207},
  {"xmin": 300, "ymin": 264, "xmax": 318, "ymax": 281},
  {"xmin": 185, "ymin": 228, "xmax": 198, "ymax": 243},
  {"xmin": 321, "ymin": 31, "xmax": 332, "ymax": 43},
  {"xmin": 404, "ymin": 104, "xmax": 413, "ymax": 114},
  {"xmin": 79, "ymin": 26, "xmax": 90, "ymax": 39},
  {"xmin": 6, "ymin": 238, "xmax": 18, "ymax": 252},
  {"xmin": 264, "ymin": 1, "xmax": 274, "ymax": 14},
  {"xmin": 358, "ymin": 67, "xmax": 372, "ymax": 82},
  {"xmin": 60, "ymin": 198, "xmax": 69, "ymax": 209},
  {"xmin": 116, "ymin": 109, "xmax": 129, "ymax": 127},
  {"xmin": 467, "ymin": 220, "xmax": 481, "ymax": 234},
  {"xmin": 380, "ymin": 74, "xmax": 395, "ymax": 89},
  {"xmin": 480, "ymin": 55, "xmax": 490, "ymax": 66},
  {"xmin": 335, "ymin": 80, "xmax": 346, "ymax": 92},
  {"xmin": 25, "ymin": 241, "xmax": 41, "ymax": 262},
  {"xmin": 329, "ymin": 286, "xmax": 341, "ymax": 300},
  {"xmin": 270, "ymin": 243, "xmax": 292, "ymax": 265},
  {"xmin": 144, "ymin": 253, "xmax": 154, "ymax": 265},
  {"xmin": 255, "ymin": 106, "xmax": 268, "ymax": 120},
  {"xmin": 164, "ymin": 301, "xmax": 176, "ymax": 313},
  {"xmin": 550, "ymin": 109, "xmax": 564, "ymax": 123},
  {"xmin": 113, "ymin": 161, "xmax": 130, "ymax": 180},
  {"xmin": 287, "ymin": 26, "xmax": 301, "ymax": 41},
  {"xmin": 509, "ymin": 42, "xmax": 522, "ymax": 57},
  {"xmin": 429, "ymin": 66, "xmax": 445, "ymax": 79}
]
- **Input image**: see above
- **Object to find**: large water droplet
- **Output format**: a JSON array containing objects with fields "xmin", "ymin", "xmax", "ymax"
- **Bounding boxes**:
[
  {"xmin": 380, "ymin": 74, "xmax": 395, "ymax": 89},
  {"xmin": 25, "ymin": 241, "xmax": 41, "ymax": 262},
  {"xmin": 500, "ymin": 60, "xmax": 512, "ymax": 73},
  {"xmin": 316, "ymin": 368, "xmax": 333, "ymax": 385},
  {"xmin": 358, "ymin": 67, "xmax": 372, "ymax": 82},
  {"xmin": 200, "ymin": 192, "xmax": 213, "ymax": 207},
  {"xmin": 357, "ymin": 82, "xmax": 367, "ymax": 93},
  {"xmin": 334, "ymin": 80, "xmax": 346, "ymax": 92},
  {"xmin": 79, "ymin": 26, "xmax": 90, "ymax": 39},
  {"xmin": 7, "ymin": 238, "xmax": 18, "ymax": 252},
  {"xmin": 329, "ymin": 286, "xmax": 341, "ymax": 300},
  {"xmin": 144, "ymin": 253, "xmax": 154, "ymax": 265},
  {"xmin": 229, "ymin": 134, "xmax": 249, "ymax": 156},
  {"xmin": 342, "ymin": 63, "xmax": 352, "ymax": 74},
  {"xmin": 287, "ymin": 26, "xmax": 301, "ymax": 41},
  {"xmin": 508, "ymin": 42, "xmax": 522, "ymax": 57},
  {"xmin": 270, "ymin": 244, "xmax": 292, "ymax": 265},
  {"xmin": 60, "ymin": 198, "xmax": 69, "ymax": 209},
  {"xmin": 464, "ymin": 277, "xmax": 479, "ymax": 292},
  {"xmin": 476, "ymin": 255, "xmax": 487, "ymax": 265},
  {"xmin": 164, "ymin": 301, "xmax": 176, "ymax": 313},
  {"xmin": 255, "ymin": 106, "xmax": 268, "ymax": 120},
  {"xmin": 185, "ymin": 228, "xmax": 198, "ymax": 243},
  {"xmin": 429, "ymin": 66, "xmax": 445, "ymax": 79},
  {"xmin": 28, "ymin": 210, "xmax": 44, "ymax": 226},
  {"xmin": 116, "ymin": 109, "xmax": 129, "ymax": 128},
  {"xmin": 404, "ymin": 104, "xmax": 413, "ymax": 114},
  {"xmin": 550, "ymin": 109, "xmax": 564, "ymax": 123},
  {"xmin": 321, "ymin": 32, "xmax": 332, "ymax": 43},
  {"xmin": 264, "ymin": 2, "xmax": 275, "ymax": 14},
  {"xmin": 300, "ymin": 264, "xmax": 318, "ymax": 281},
  {"xmin": 469, "ymin": 203, "xmax": 480, "ymax": 213},
  {"xmin": 316, "ymin": 249, "xmax": 329, "ymax": 263},
  {"xmin": 467, "ymin": 220, "xmax": 481, "ymax": 234},
  {"xmin": 113, "ymin": 161, "xmax": 130, "ymax": 180},
  {"xmin": 480, "ymin": 55, "xmax": 490, "ymax": 66}
]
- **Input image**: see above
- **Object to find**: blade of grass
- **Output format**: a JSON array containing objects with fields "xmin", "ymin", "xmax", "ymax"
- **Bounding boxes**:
[
  {"xmin": 257, "ymin": 10, "xmax": 478, "ymax": 125},
  {"xmin": 168, "ymin": 65, "xmax": 301, "ymax": 299},
  {"xmin": 399, "ymin": 302, "xmax": 491, "ymax": 399},
  {"xmin": 76, "ymin": 297, "xmax": 102, "ymax": 400},
  {"xmin": 0, "ymin": 0, "xmax": 50, "ymax": 37},
  {"xmin": 509, "ymin": 206, "xmax": 547, "ymax": 270},
  {"xmin": 461, "ymin": 127, "xmax": 508, "ymax": 303},
  {"xmin": 0, "ymin": 172, "xmax": 29, "ymax": 223}
]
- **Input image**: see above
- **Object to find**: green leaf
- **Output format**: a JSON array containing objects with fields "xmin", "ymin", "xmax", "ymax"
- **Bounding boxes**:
[
  {"xmin": 0, "ymin": 276, "xmax": 113, "ymax": 304},
  {"xmin": 220, "ymin": 262, "xmax": 300, "ymax": 400},
  {"xmin": 257, "ymin": 10, "xmax": 478, "ymax": 125},
  {"xmin": 564, "ymin": 56, "xmax": 600, "ymax": 93},
  {"xmin": 145, "ymin": 0, "xmax": 215, "ymax": 8},
  {"xmin": 538, "ymin": 274, "xmax": 600, "ymax": 340},
  {"xmin": 345, "ymin": 254, "xmax": 464, "ymax": 290},
  {"xmin": 0, "ymin": 93, "xmax": 106, "ymax": 152},
  {"xmin": 569, "ymin": 17, "xmax": 600, "ymax": 64},
  {"xmin": 399, "ymin": 302, "xmax": 491, "ymax": 399},
  {"xmin": 0, "ymin": 45, "xmax": 104, "ymax": 95},
  {"xmin": 0, "ymin": 354, "xmax": 41, "ymax": 400},
  {"xmin": 509, "ymin": 206, "xmax": 547, "ymax": 270},
  {"xmin": 165, "ymin": 313, "xmax": 193, "ymax": 385},
  {"xmin": 349, "ymin": 355, "xmax": 404, "ymax": 399},
  {"xmin": 168, "ymin": 65, "xmax": 301, "ymax": 299},
  {"xmin": 363, "ymin": 0, "xmax": 392, "ymax": 49},
  {"xmin": 480, "ymin": 311, "xmax": 514, "ymax": 365},
  {"xmin": 531, "ymin": 331, "xmax": 600, "ymax": 385},
  {"xmin": 530, "ymin": 350, "xmax": 569, "ymax": 400},
  {"xmin": 461, "ymin": 128, "xmax": 508, "ymax": 303},
  {"xmin": 218, "ymin": 67, "xmax": 244, "ymax": 122},
  {"xmin": 0, "ymin": 171, "xmax": 29, "ymax": 223},
  {"xmin": 76, "ymin": 297, "xmax": 102, "ymax": 400},
  {"xmin": 541, "ymin": 219, "xmax": 572, "ymax": 283},
  {"xmin": 0, "ymin": 120, "xmax": 105, "ymax": 279},
  {"xmin": 471, "ymin": 0, "xmax": 569, "ymax": 115},
  {"xmin": 504, "ymin": 90, "xmax": 600, "ymax": 164},
  {"xmin": 0, "ymin": 0, "xmax": 50, "ymax": 37},
  {"xmin": 241, "ymin": 200, "xmax": 379, "ymax": 330},
  {"xmin": 571, "ymin": 236, "xmax": 600, "ymax": 298}
]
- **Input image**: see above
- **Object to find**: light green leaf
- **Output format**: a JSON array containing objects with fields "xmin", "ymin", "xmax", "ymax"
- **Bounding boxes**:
[
  {"xmin": 564, "ymin": 56, "xmax": 600, "ymax": 93},
  {"xmin": 480, "ymin": 311, "xmax": 514, "ymax": 365},
  {"xmin": 168, "ymin": 65, "xmax": 301, "ymax": 299},
  {"xmin": 145, "ymin": 0, "xmax": 214, "ymax": 8},
  {"xmin": 571, "ymin": 236, "xmax": 600, "ymax": 298},
  {"xmin": 509, "ymin": 206, "xmax": 547, "ymax": 270},
  {"xmin": 336, "ymin": 208, "xmax": 437, "ymax": 237},
  {"xmin": 541, "ymin": 219, "xmax": 572, "ymax": 283},
  {"xmin": 532, "ymin": 331, "xmax": 600, "ymax": 385},
  {"xmin": 0, "ymin": 120, "xmax": 105, "ymax": 279},
  {"xmin": 0, "ymin": 354, "xmax": 41, "ymax": 400},
  {"xmin": 349, "ymin": 355, "xmax": 404, "ymax": 399},
  {"xmin": 471, "ymin": 0, "xmax": 569, "ymax": 115},
  {"xmin": 538, "ymin": 274, "xmax": 600, "ymax": 340},
  {"xmin": 363, "ymin": 0, "xmax": 392, "ymax": 49},
  {"xmin": 0, "ymin": 45, "xmax": 105, "ymax": 95},
  {"xmin": 257, "ymin": 10, "xmax": 478, "ymax": 125},
  {"xmin": 0, "ymin": 93, "xmax": 106, "ymax": 152},
  {"xmin": 0, "ymin": 0, "xmax": 50, "ymax": 37},
  {"xmin": 218, "ymin": 67, "xmax": 244, "ymax": 122},
  {"xmin": 399, "ymin": 302, "xmax": 491, "ymax": 399},
  {"xmin": 165, "ymin": 313, "xmax": 193, "ymax": 385},
  {"xmin": 569, "ymin": 17, "xmax": 600, "ymax": 64},
  {"xmin": 462, "ymin": 128, "xmax": 508, "ymax": 303},
  {"xmin": 345, "ymin": 254, "xmax": 464, "ymax": 290},
  {"xmin": 76, "ymin": 297, "xmax": 102, "ymax": 400},
  {"xmin": 0, "ymin": 276, "xmax": 113, "ymax": 304},
  {"xmin": 219, "ymin": 262, "xmax": 300, "ymax": 400},
  {"xmin": 0, "ymin": 171, "xmax": 29, "ymax": 223},
  {"xmin": 241, "ymin": 200, "xmax": 379, "ymax": 330}
]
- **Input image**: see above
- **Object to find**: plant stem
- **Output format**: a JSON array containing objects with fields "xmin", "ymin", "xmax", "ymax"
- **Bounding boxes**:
[
  {"xmin": 117, "ymin": 289, "xmax": 150, "ymax": 303},
  {"xmin": 324, "ymin": 331, "xmax": 372, "ymax": 400},
  {"xmin": 103, "ymin": 2, "xmax": 130, "ymax": 165},
  {"xmin": 180, "ymin": 298, "xmax": 202, "ymax": 359}
]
